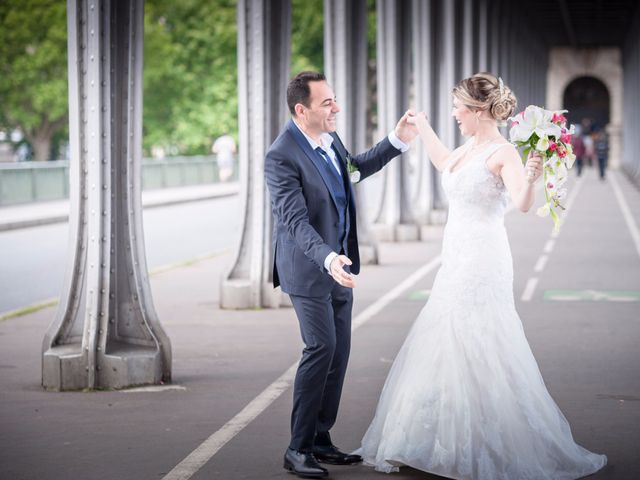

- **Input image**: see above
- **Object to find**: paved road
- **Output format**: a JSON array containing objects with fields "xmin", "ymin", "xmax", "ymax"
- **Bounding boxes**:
[
  {"xmin": 0, "ymin": 195, "xmax": 240, "ymax": 314},
  {"xmin": 0, "ymin": 168, "xmax": 639, "ymax": 480}
]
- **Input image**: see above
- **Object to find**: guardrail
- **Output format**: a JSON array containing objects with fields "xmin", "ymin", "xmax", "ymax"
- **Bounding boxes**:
[{"xmin": 0, "ymin": 155, "xmax": 237, "ymax": 206}]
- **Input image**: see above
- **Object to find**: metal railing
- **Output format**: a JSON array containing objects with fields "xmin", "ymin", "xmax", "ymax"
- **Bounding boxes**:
[{"xmin": 0, "ymin": 155, "xmax": 238, "ymax": 206}]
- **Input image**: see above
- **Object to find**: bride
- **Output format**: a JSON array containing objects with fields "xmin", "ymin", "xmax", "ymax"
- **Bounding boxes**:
[{"xmin": 356, "ymin": 73, "xmax": 607, "ymax": 479}]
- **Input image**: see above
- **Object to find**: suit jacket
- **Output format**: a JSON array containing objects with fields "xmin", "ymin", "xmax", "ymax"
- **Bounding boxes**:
[{"xmin": 264, "ymin": 119, "xmax": 401, "ymax": 297}]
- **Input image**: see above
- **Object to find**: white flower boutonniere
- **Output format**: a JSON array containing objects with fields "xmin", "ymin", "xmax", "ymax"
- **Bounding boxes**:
[{"xmin": 346, "ymin": 153, "xmax": 360, "ymax": 183}]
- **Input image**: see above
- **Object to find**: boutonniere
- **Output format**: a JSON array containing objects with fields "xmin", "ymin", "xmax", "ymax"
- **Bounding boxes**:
[{"xmin": 346, "ymin": 153, "xmax": 360, "ymax": 183}]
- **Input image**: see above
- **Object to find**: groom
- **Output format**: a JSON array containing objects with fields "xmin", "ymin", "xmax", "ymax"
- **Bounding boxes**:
[{"xmin": 264, "ymin": 71, "xmax": 416, "ymax": 478}]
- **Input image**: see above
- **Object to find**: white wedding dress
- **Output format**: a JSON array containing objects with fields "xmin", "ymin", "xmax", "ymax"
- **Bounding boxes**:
[{"xmin": 357, "ymin": 142, "xmax": 607, "ymax": 479}]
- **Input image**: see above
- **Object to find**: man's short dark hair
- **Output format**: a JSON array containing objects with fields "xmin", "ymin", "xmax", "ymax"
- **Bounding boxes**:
[{"xmin": 286, "ymin": 71, "xmax": 326, "ymax": 116}]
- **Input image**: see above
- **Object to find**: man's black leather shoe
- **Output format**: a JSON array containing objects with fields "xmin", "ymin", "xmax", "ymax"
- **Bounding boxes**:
[
  {"xmin": 312, "ymin": 444, "xmax": 362, "ymax": 465},
  {"xmin": 284, "ymin": 448, "xmax": 329, "ymax": 478}
]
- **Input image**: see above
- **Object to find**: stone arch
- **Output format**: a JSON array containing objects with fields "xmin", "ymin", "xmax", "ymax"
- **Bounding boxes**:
[
  {"xmin": 546, "ymin": 47, "xmax": 623, "ymax": 168},
  {"xmin": 563, "ymin": 76, "xmax": 610, "ymax": 131}
]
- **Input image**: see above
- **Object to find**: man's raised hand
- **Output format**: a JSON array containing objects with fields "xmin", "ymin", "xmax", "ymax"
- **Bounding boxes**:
[{"xmin": 394, "ymin": 109, "xmax": 419, "ymax": 144}]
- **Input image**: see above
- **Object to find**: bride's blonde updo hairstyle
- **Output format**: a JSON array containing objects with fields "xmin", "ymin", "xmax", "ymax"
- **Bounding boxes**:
[{"xmin": 452, "ymin": 73, "xmax": 517, "ymax": 126}]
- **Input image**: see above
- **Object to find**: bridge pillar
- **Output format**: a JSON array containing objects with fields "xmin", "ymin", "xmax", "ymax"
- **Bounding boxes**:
[
  {"xmin": 372, "ymin": 0, "xmax": 419, "ymax": 242},
  {"xmin": 324, "ymin": 0, "xmax": 379, "ymax": 263},
  {"xmin": 220, "ymin": 0, "xmax": 291, "ymax": 309},
  {"xmin": 42, "ymin": 0, "xmax": 171, "ymax": 391}
]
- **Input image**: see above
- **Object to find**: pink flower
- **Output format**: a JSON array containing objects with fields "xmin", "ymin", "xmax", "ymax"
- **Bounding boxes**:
[
  {"xmin": 557, "ymin": 145, "xmax": 567, "ymax": 158},
  {"xmin": 547, "ymin": 182, "xmax": 555, "ymax": 190},
  {"xmin": 511, "ymin": 120, "xmax": 519, "ymax": 126},
  {"xmin": 552, "ymin": 113, "xmax": 567, "ymax": 124},
  {"xmin": 560, "ymin": 134, "xmax": 572, "ymax": 143},
  {"xmin": 549, "ymin": 141, "xmax": 557, "ymax": 151}
]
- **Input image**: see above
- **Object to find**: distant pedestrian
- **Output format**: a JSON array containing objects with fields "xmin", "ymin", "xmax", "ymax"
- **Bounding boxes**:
[
  {"xmin": 572, "ymin": 127, "xmax": 586, "ymax": 176},
  {"xmin": 212, "ymin": 134, "xmax": 236, "ymax": 182},
  {"xmin": 594, "ymin": 129, "xmax": 609, "ymax": 180},
  {"xmin": 582, "ymin": 131, "xmax": 595, "ymax": 169}
]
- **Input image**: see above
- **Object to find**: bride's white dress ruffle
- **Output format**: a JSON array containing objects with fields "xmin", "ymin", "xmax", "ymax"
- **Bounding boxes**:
[{"xmin": 357, "ymin": 142, "xmax": 606, "ymax": 479}]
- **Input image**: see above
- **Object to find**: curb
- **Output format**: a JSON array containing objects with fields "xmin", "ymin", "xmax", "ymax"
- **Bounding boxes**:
[{"xmin": 0, "ymin": 184, "xmax": 240, "ymax": 232}]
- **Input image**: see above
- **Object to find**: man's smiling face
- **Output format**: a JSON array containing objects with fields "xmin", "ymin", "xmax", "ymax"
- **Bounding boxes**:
[{"xmin": 298, "ymin": 80, "xmax": 340, "ymax": 137}]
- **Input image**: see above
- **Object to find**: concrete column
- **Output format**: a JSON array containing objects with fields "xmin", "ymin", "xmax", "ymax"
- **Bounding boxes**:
[
  {"xmin": 42, "ymin": 0, "xmax": 171, "ymax": 391},
  {"xmin": 499, "ymin": 0, "xmax": 511, "ymax": 81},
  {"xmin": 477, "ymin": 0, "xmax": 489, "ymax": 72},
  {"xmin": 461, "ymin": 0, "xmax": 473, "ymax": 78},
  {"xmin": 436, "ymin": 0, "xmax": 457, "ymax": 153},
  {"xmin": 324, "ymin": 0, "xmax": 378, "ymax": 263},
  {"xmin": 410, "ymin": 0, "xmax": 438, "ymax": 229},
  {"xmin": 623, "ymin": 9, "xmax": 640, "ymax": 181},
  {"xmin": 489, "ymin": 0, "xmax": 501, "ymax": 76},
  {"xmin": 221, "ymin": 0, "xmax": 291, "ymax": 309},
  {"xmin": 425, "ymin": 0, "xmax": 457, "ymax": 211},
  {"xmin": 372, "ymin": 0, "xmax": 419, "ymax": 241}
]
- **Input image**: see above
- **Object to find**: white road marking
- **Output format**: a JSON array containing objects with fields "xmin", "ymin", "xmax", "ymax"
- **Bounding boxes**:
[
  {"xmin": 534, "ymin": 255, "xmax": 548, "ymax": 273},
  {"xmin": 120, "ymin": 385, "xmax": 187, "ymax": 393},
  {"xmin": 162, "ymin": 363, "xmax": 298, "ymax": 480},
  {"xmin": 543, "ymin": 240, "xmax": 555, "ymax": 254},
  {"xmin": 521, "ymin": 277, "xmax": 539, "ymax": 302},
  {"xmin": 161, "ymin": 255, "xmax": 443, "ymax": 480},
  {"xmin": 524, "ymin": 176, "xmax": 583, "ymax": 299},
  {"xmin": 609, "ymin": 171, "xmax": 640, "ymax": 261}
]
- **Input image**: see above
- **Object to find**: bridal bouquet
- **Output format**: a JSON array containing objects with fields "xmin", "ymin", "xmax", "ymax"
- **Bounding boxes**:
[{"xmin": 508, "ymin": 105, "xmax": 576, "ymax": 231}]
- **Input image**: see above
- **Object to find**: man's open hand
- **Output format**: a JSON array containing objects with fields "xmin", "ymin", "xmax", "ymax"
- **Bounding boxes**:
[{"xmin": 330, "ymin": 255, "xmax": 355, "ymax": 288}]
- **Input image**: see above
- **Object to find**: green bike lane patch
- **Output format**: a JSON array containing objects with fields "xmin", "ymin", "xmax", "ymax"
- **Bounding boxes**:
[
  {"xmin": 544, "ymin": 290, "xmax": 640, "ymax": 302},
  {"xmin": 408, "ymin": 289, "xmax": 431, "ymax": 301},
  {"xmin": 407, "ymin": 289, "xmax": 640, "ymax": 302}
]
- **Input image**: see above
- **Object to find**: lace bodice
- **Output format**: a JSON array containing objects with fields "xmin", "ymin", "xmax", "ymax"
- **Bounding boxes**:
[
  {"xmin": 438, "ymin": 141, "xmax": 516, "ymax": 295},
  {"xmin": 442, "ymin": 140, "xmax": 512, "ymax": 226}
]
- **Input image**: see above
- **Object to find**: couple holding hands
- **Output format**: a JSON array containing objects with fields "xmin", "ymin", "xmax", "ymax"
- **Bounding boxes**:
[{"xmin": 264, "ymin": 71, "xmax": 606, "ymax": 479}]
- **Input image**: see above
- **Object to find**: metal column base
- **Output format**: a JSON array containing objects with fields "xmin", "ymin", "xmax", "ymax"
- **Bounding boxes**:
[
  {"xmin": 43, "ymin": 343, "xmax": 164, "ymax": 391},
  {"xmin": 221, "ymin": 279, "xmax": 283, "ymax": 309},
  {"xmin": 372, "ymin": 223, "xmax": 420, "ymax": 242}
]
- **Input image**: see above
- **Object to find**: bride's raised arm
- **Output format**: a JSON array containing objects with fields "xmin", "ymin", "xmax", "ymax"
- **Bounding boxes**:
[{"xmin": 408, "ymin": 112, "xmax": 452, "ymax": 172}]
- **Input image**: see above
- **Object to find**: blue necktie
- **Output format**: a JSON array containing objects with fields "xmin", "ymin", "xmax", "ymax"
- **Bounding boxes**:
[{"xmin": 315, "ymin": 147, "xmax": 341, "ymax": 179}]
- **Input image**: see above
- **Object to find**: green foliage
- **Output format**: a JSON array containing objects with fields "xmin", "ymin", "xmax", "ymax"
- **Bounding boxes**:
[
  {"xmin": 290, "ymin": 0, "xmax": 323, "ymax": 74},
  {"xmin": 144, "ymin": 0, "xmax": 238, "ymax": 155},
  {"xmin": 0, "ymin": 0, "xmax": 334, "ymax": 158},
  {"xmin": 0, "ymin": 0, "xmax": 68, "ymax": 160}
]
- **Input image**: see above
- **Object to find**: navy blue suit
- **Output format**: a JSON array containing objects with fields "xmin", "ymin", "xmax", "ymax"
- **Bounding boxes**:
[{"xmin": 264, "ymin": 119, "xmax": 401, "ymax": 451}]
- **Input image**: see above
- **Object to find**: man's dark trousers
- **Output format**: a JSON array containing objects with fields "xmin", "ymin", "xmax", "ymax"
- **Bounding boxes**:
[{"xmin": 288, "ymin": 282, "xmax": 353, "ymax": 451}]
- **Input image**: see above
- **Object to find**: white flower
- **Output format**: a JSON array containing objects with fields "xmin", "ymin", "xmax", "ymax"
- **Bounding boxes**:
[
  {"xmin": 349, "ymin": 171, "xmax": 361, "ymax": 183},
  {"xmin": 536, "ymin": 203, "xmax": 551, "ymax": 217},
  {"xmin": 556, "ymin": 162, "xmax": 568, "ymax": 180},
  {"xmin": 508, "ymin": 105, "xmax": 563, "ymax": 143},
  {"xmin": 565, "ymin": 152, "xmax": 576, "ymax": 169},
  {"xmin": 556, "ymin": 188, "xmax": 567, "ymax": 200},
  {"xmin": 535, "ymin": 136, "xmax": 549, "ymax": 151}
]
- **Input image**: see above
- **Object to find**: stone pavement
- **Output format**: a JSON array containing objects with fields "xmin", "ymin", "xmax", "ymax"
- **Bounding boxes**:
[{"xmin": 0, "ymin": 168, "xmax": 639, "ymax": 480}]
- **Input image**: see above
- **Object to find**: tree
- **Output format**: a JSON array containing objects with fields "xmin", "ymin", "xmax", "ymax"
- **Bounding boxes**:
[
  {"xmin": 0, "ymin": 0, "xmax": 335, "ymax": 160},
  {"xmin": 143, "ymin": 0, "xmax": 238, "ymax": 155},
  {"xmin": 0, "ymin": 0, "xmax": 68, "ymax": 161},
  {"xmin": 290, "ymin": 0, "xmax": 323, "ymax": 74}
]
